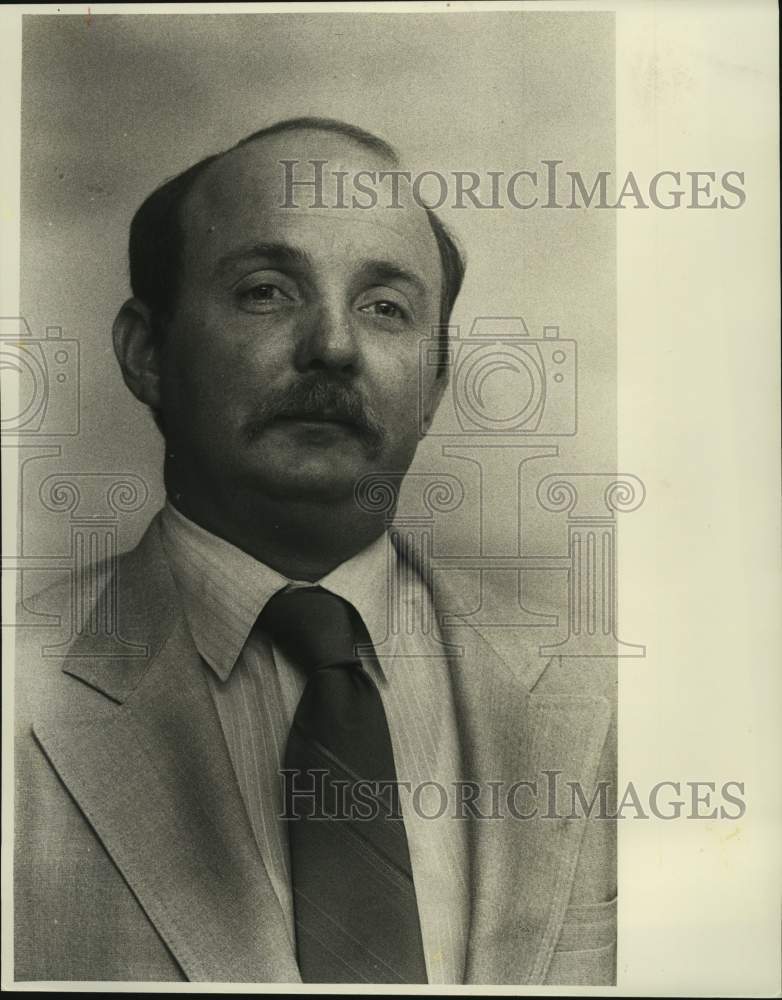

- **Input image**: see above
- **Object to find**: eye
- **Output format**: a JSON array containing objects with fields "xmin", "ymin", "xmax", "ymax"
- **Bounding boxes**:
[
  {"xmin": 242, "ymin": 284, "xmax": 288, "ymax": 303},
  {"xmin": 234, "ymin": 278, "xmax": 297, "ymax": 314},
  {"xmin": 358, "ymin": 299, "xmax": 410, "ymax": 322}
]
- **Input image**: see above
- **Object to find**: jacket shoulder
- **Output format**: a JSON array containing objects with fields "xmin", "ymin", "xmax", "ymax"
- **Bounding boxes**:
[{"xmin": 13, "ymin": 513, "xmax": 176, "ymax": 726}]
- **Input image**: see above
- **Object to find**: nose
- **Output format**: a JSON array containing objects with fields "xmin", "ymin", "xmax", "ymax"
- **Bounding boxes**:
[{"xmin": 293, "ymin": 300, "xmax": 360, "ymax": 376}]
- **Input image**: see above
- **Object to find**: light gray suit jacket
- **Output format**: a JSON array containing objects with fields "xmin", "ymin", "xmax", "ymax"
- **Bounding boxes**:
[{"xmin": 14, "ymin": 513, "xmax": 617, "ymax": 984}]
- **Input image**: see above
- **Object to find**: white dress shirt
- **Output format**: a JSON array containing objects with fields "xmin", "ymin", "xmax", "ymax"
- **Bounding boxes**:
[{"xmin": 159, "ymin": 501, "xmax": 469, "ymax": 984}]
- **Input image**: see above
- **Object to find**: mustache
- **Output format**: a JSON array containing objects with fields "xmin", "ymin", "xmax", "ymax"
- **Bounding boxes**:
[{"xmin": 244, "ymin": 377, "xmax": 385, "ymax": 451}]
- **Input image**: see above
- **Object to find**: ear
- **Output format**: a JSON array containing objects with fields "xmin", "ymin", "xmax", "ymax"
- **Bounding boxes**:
[
  {"xmin": 112, "ymin": 298, "xmax": 164, "ymax": 411},
  {"xmin": 419, "ymin": 362, "xmax": 450, "ymax": 436}
]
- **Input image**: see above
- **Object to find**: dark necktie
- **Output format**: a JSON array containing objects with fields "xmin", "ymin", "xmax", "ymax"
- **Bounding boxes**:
[{"xmin": 258, "ymin": 586, "xmax": 428, "ymax": 984}]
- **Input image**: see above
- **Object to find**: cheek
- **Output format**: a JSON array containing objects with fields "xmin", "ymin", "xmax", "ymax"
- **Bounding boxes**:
[
  {"xmin": 411, "ymin": 350, "xmax": 445, "ymax": 409},
  {"xmin": 365, "ymin": 340, "xmax": 437, "ymax": 429},
  {"xmin": 159, "ymin": 329, "xmax": 242, "ymax": 435},
  {"xmin": 163, "ymin": 316, "xmax": 266, "ymax": 404}
]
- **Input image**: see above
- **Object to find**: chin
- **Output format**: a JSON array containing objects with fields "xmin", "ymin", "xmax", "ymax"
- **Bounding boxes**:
[
  {"xmin": 237, "ymin": 435, "xmax": 378, "ymax": 502},
  {"xmin": 246, "ymin": 466, "xmax": 365, "ymax": 505}
]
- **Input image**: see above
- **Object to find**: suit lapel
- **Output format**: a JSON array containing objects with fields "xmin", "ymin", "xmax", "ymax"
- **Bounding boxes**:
[
  {"xmin": 33, "ymin": 520, "xmax": 609, "ymax": 985},
  {"xmin": 32, "ymin": 516, "xmax": 301, "ymax": 983},
  {"xmin": 434, "ymin": 572, "xmax": 611, "ymax": 985}
]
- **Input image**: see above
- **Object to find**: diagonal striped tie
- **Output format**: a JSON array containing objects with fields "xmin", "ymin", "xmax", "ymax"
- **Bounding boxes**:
[{"xmin": 258, "ymin": 585, "xmax": 428, "ymax": 984}]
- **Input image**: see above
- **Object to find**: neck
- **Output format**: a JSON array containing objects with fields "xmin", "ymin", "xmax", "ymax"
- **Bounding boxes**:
[{"xmin": 165, "ymin": 475, "xmax": 390, "ymax": 582}]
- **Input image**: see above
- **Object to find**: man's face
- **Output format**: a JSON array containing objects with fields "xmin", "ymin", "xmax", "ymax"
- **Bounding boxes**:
[{"xmin": 157, "ymin": 131, "xmax": 446, "ymax": 506}]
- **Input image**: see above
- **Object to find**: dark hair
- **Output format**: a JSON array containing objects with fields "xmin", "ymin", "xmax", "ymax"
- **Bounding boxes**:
[{"xmin": 129, "ymin": 116, "xmax": 465, "ymax": 335}]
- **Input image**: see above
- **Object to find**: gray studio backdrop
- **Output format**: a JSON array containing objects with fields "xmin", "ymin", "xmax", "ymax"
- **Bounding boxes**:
[{"xmin": 17, "ymin": 11, "xmax": 615, "ymax": 642}]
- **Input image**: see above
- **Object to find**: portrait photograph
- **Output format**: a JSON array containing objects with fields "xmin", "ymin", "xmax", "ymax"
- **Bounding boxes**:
[{"xmin": 2, "ymin": 2, "xmax": 779, "ymax": 995}]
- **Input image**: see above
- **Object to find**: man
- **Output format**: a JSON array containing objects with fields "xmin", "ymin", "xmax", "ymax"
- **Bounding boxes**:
[{"xmin": 14, "ymin": 118, "xmax": 616, "ymax": 985}]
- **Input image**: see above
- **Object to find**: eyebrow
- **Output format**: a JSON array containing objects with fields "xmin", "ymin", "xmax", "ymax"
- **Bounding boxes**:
[
  {"xmin": 214, "ymin": 242, "xmax": 314, "ymax": 278},
  {"xmin": 355, "ymin": 260, "xmax": 430, "ymax": 300},
  {"xmin": 213, "ymin": 243, "xmax": 431, "ymax": 300}
]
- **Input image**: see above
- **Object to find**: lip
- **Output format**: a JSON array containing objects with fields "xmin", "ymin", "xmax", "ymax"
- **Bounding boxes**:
[{"xmin": 272, "ymin": 414, "xmax": 357, "ymax": 429}]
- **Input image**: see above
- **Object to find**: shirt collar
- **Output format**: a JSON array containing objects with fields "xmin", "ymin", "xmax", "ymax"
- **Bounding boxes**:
[
  {"xmin": 159, "ymin": 500, "xmax": 392, "ymax": 682},
  {"xmin": 318, "ymin": 531, "xmax": 390, "ymax": 651}
]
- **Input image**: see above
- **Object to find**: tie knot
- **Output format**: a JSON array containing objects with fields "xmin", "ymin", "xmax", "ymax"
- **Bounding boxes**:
[{"xmin": 257, "ymin": 586, "xmax": 362, "ymax": 675}]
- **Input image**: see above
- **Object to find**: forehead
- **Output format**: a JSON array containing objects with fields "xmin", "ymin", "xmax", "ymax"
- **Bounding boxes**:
[{"xmin": 179, "ymin": 130, "xmax": 442, "ymax": 291}]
